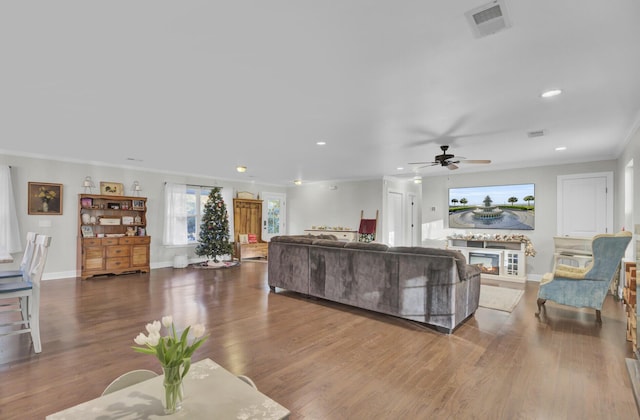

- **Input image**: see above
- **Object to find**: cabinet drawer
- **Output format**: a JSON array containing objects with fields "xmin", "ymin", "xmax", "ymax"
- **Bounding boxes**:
[
  {"xmin": 103, "ymin": 238, "xmax": 119, "ymax": 246},
  {"xmin": 106, "ymin": 257, "xmax": 130, "ymax": 270},
  {"xmin": 106, "ymin": 245, "xmax": 130, "ymax": 258},
  {"xmin": 133, "ymin": 236, "xmax": 150, "ymax": 244},
  {"xmin": 83, "ymin": 238, "xmax": 103, "ymax": 247}
]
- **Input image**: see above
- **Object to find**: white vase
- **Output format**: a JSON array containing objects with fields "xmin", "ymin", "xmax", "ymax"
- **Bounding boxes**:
[
  {"xmin": 82, "ymin": 213, "xmax": 91, "ymax": 224},
  {"xmin": 42, "ymin": 201, "xmax": 48, "ymax": 212}
]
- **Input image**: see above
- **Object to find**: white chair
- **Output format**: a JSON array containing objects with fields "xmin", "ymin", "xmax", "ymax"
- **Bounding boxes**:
[
  {"xmin": 0, "ymin": 232, "xmax": 38, "ymax": 281},
  {"xmin": 102, "ymin": 369, "xmax": 158, "ymax": 396},
  {"xmin": 237, "ymin": 375, "xmax": 258, "ymax": 390},
  {"xmin": 0, "ymin": 235, "xmax": 51, "ymax": 353}
]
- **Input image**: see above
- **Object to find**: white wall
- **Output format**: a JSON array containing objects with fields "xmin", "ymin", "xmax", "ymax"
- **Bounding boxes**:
[
  {"xmin": 618, "ymin": 121, "xmax": 640, "ymax": 253},
  {"xmin": 286, "ymin": 179, "xmax": 383, "ymax": 235},
  {"xmin": 0, "ymin": 153, "xmax": 284, "ymax": 280},
  {"xmin": 421, "ymin": 159, "xmax": 618, "ymax": 279}
]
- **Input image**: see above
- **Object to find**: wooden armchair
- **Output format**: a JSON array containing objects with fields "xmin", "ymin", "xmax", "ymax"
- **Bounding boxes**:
[{"xmin": 537, "ymin": 231, "xmax": 632, "ymax": 322}]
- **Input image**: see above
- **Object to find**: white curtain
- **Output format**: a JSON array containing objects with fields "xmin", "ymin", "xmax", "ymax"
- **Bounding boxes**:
[
  {"xmin": 163, "ymin": 182, "xmax": 189, "ymax": 246},
  {"xmin": 0, "ymin": 165, "xmax": 22, "ymax": 253}
]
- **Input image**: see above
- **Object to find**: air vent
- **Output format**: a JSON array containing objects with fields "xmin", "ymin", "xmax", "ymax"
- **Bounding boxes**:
[
  {"xmin": 465, "ymin": 0, "xmax": 512, "ymax": 38},
  {"xmin": 527, "ymin": 130, "xmax": 546, "ymax": 138}
]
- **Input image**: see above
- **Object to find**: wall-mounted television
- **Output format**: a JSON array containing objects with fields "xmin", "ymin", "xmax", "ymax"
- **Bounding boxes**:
[{"xmin": 448, "ymin": 183, "xmax": 535, "ymax": 230}]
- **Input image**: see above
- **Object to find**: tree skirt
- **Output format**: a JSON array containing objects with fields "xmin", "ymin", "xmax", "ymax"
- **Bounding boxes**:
[{"xmin": 193, "ymin": 260, "xmax": 240, "ymax": 269}]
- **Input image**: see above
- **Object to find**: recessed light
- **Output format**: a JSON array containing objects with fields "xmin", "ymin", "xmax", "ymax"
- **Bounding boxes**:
[
  {"xmin": 555, "ymin": 146, "xmax": 567, "ymax": 151},
  {"xmin": 413, "ymin": 177, "xmax": 422, "ymax": 184},
  {"xmin": 541, "ymin": 89, "xmax": 563, "ymax": 98},
  {"xmin": 396, "ymin": 167, "xmax": 404, "ymax": 171},
  {"xmin": 316, "ymin": 141, "xmax": 326, "ymax": 146},
  {"xmin": 293, "ymin": 179, "xmax": 302, "ymax": 185},
  {"xmin": 236, "ymin": 166, "xmax": 247, "ymax": 173}
]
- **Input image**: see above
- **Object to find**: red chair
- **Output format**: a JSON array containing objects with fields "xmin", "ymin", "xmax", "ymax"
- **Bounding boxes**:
[{"xmin": 358, "ymin": 210, "xmax": 378, "ymax": 243}]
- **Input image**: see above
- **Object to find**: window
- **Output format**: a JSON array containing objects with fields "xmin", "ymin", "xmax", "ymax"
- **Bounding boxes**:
[
  {"xmin": 163, "ymin": 183, "xmax": 233, "ymax": 246},
  {"xmin": 0, "ymin": 165, "xmax": 22, "ymax": 253}
]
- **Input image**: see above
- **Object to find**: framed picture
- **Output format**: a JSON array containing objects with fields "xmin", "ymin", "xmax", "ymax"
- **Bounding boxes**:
[
  {"xmin": 107, "ymin": 202, "xmax": 120, "ymax": 209},
  {"xmin": 81, "ymin": 225, "xmax": 94, "ymax": 238},
  {"xmin": 28, "ymin": 182, "xmax": 63, "ymax": 215},
  {"xmin": 132, "ymin": 199, "xmax": 145, "ymax": 210},
  {"xmin": 100, "ymin": 181, "xmax": 124, "ymax": 196},
  {"xmin": 80, "ymin": 197, "xmax": 93, "ymax": 208}
]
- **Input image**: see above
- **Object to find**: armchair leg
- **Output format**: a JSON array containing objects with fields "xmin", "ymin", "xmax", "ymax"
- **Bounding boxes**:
[
  {"xmin": 596, "ymin": 309, "xmax": 602, "ymax": 323},
  {"xmin": 536, "ymin": 298, "xmax": 546, "ymax": 315}
]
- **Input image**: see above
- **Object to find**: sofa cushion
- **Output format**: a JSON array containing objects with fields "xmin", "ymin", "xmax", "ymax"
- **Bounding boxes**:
[
  {"xmin": 344, "ymin": 242, "xmax": 389, "ymax": 251},
  {"xmin": 312, "ymin": 239, "xmax": 347, "ymax": 248},
  {"xmin": 270, "ymin": 235, "xmax": 316, "ymax": 245},
  {"xmin": 388, "ymin": 246, "xmax": 479, "ymax": 281},
  {"xmin": 387, "ymin": 246, "xmax": 466, "ymax": 262}
]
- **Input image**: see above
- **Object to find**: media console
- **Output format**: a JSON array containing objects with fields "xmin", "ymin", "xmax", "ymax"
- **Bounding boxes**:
[{"xmin": 447, "ymin": 238, "xmax": 528, "ymax": 283}]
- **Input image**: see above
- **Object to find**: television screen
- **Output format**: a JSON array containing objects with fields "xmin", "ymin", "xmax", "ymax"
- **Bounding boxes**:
[{"xmin": 448, "ymin": 183, "xmax": 535, "ymax": 230}]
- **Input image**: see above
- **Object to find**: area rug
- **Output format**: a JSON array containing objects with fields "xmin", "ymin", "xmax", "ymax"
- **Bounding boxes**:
[{"xmin": 479, "ymin": 285, "xmax": 524, "ymax": 312}]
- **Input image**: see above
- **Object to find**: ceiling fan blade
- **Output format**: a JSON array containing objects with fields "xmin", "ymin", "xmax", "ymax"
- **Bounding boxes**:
[
  {"xmin": 417, "ymin": 163, "xmax": 439, "ymax": 169},
  {"xmin": 408, "ymin": 161, "xmax": 436, "ymax": 165},
  {"xmin": 461, "ymin": 159, "xmax": 491, "ymax": 164},
  {"xmin": 447, "ymin": 163, "xmax": 459, "ymax": 170}
]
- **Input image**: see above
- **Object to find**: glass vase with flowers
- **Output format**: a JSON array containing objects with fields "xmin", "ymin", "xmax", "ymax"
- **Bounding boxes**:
[{"xmin": 132, "ymin": 315, "xmax": 207, "ymax": 414}]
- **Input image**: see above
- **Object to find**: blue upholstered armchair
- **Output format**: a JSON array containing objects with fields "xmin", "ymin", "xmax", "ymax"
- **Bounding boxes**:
[{"xmin": 536, "ymin": 231, "xmax": 632, "ymax": 323}]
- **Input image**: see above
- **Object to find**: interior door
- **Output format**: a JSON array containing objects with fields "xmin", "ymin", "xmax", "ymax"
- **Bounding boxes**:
[
  {"xmin": 386, "ymin": 191, "xmax": 404, "ymax": 246},
  {"xmin": 557, "ymin": 172, "xmax": 613, "ymax": 237},
  {"xmin": 261, "ymin": 192, "xmax": 286, "ymax": 241}
]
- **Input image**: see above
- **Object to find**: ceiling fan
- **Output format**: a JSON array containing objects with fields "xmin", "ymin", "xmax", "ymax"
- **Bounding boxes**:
[{"xmin": 409, "ymin": 145, "xmax": 491, "ymax": 170}]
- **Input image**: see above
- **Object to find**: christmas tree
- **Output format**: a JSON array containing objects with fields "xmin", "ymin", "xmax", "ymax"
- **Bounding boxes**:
[{"xmin": 195, "ymin": 187, "xmax": 233, "ymax": 263}]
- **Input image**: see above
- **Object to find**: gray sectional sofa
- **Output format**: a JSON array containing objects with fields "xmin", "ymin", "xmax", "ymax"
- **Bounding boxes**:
[{"xmin": 267, "ymin": 235, "xmax": 482, "ymax": 333}]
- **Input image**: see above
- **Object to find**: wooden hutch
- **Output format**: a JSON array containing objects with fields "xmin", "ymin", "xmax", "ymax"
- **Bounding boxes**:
[{"xmin": 77, "ymin": 194, "xmax": 150, "ymax": 279}]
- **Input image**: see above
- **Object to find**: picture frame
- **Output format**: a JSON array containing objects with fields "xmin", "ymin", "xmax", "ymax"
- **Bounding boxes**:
[
  {"xmin": 100, "ymin": 181, "xmax": 124, "ymax": 196},
  {"xmin": 107, "ymin": 202, "xmax": 120, "ymax": 210},
  {"xmin": 81, "ymin": 225, "xmax": 94, "ymax": 238},
  {"xmin": 80, "ymin": 197, "xmax": 93, "ymax": 208},
  {"xmin": 28, "ymin": 182, "xmax": 63, "ymax": 215},
  {"xmin": 132, "ymin": 199, "xmax": 145, "ymax": 210}
]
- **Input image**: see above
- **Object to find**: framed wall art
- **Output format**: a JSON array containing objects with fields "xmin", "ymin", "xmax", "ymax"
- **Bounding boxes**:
[
  {"xmin": 28, "ymin": 182, "xmax": 63, "ymax": 215},
  {"xmin": 100, "ymin": 181, "xmax": 124, "ymax": 196},
  {"xmin": 132, "ymin": 199, "xmax": 145, "ymax": 210},
  {"xmin": 448, "ymin": 183, "xmax": 535, "ymax": 230}
]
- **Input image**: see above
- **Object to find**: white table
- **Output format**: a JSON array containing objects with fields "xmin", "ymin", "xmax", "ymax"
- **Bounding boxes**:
[{"xmin": 46, "ymin": 358, "xmax": 290, "ymax": 419}]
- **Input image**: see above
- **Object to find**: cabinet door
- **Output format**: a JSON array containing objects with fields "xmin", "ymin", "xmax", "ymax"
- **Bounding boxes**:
[
  {"xmin": 131, "ymin": 244, "xmax": 149, "ymax": 267},
  {"xmin": 84, "ymin": 246, "xmax": 104, "ymax": 271}
]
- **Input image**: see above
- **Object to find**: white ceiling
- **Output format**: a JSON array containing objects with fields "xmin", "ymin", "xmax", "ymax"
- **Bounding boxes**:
[{"xmin": 1, "ymin": 1, "xmax": 640, "ymax": 186}]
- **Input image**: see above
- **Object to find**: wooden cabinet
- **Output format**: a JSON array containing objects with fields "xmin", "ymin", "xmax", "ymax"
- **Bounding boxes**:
[
  {"xmin": 77, "ymin": 194, "xmax": 150, "ymax": 279},
  {"xmin": 233, "ymin": 198, "xmax": 268, "ymax": 260},
  {"xmin": 625, "ymin": 261, "xmax": 637, "ymax": 351}
]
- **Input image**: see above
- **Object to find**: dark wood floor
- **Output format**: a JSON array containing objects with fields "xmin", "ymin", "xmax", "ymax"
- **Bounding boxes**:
[{"xmin": 1, "ymin": 262, "xmax": 638, "ymax": 419}]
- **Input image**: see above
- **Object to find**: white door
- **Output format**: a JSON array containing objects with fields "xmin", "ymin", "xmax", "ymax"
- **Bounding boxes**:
[
  {"xmin": 557, "ymin": 172, "xmax": 613, "ymax": 237},
  {"xmin": 386, "ymin": 191, "xmax": 404, "ymax": 246},
  {"xmin": 407, "ymin": 193, "xmax": 419, "ymax": 246},
  {"xmin": 261, "ymin": 192, "xmax": 286, "ymax": 241}
]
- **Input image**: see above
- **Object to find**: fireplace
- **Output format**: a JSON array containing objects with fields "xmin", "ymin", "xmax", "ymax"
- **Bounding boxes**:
[{"xmin": 469, "ymin": 252, "xmax": 500, "ymax": 276}]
